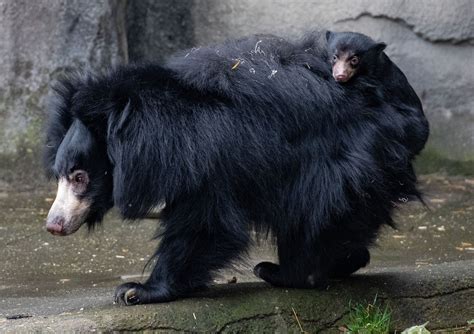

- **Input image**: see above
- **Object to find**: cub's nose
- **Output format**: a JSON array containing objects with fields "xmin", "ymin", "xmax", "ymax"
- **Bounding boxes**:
[
  {"xmin": 335, "ymin": 74, "xmax": 348, "ymax": 82},
  {"xmin": 46, "ymin": 216, "xmax": 65, "ymax": 235}
]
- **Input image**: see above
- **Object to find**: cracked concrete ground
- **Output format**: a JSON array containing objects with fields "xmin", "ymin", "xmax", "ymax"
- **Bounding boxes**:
[{"xmin": 0, "ymin": 175, "xmax": 473, "ymax": 332}]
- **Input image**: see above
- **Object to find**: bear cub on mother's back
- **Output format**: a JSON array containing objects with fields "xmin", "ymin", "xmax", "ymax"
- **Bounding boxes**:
[{"xmin": 326, "ymin": 31, "xmax": 429, "ymax": 156}]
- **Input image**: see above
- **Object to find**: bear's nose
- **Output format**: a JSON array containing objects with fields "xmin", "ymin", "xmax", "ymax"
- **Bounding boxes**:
[{"xmin": 46, "ymin": 216, "xmax": 65, "ymax": 235}]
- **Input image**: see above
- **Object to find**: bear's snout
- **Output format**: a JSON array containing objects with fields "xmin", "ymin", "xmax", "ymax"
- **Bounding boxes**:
[
  {"xmin": 45, "ymin": 177, "xmax": 92, "ymax": 236},
  {"xmin": 46, "ymin": 216, "xmax": 65, "ymax": 235}
]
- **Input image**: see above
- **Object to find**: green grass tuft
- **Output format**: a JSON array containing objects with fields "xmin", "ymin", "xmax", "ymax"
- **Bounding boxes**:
[{"xmin": 344, "ymin": 296, "xmax": 392, "ymax": 334}]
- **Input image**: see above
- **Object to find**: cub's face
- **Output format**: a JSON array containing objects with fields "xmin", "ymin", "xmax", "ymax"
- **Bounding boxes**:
[
  {"xmin": 326, "ymin": 31, "xmax": 386, "ymax": 83},
  {"xmin": 329, "ymin": 51, "xmax": 360, "ymax": 83},
  {"xmin": 45, "ymin": 120, "xmax": 113, "ymax": 236}
]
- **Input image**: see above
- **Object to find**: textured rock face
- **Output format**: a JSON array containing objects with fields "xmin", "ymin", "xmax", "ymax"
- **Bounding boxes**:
[
  {"xmin": 126, "ymin": 0, "xmax": 194, "ymax": 63},
  {"xmin": 0, "ymin": 0, "xmax": 127, "ymax": 183},
  {"xmin": 192, "ymin": 0, "xmax": 474, "ymax": 163},
  {"xmin": 0, "ymin": 0, "xmax": 472, "ymax": 184}
]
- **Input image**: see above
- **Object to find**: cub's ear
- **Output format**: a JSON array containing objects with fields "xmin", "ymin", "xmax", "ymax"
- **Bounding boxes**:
[
  {"xmin": 372, "ymin": 42, "xmax": 387, "ymax": 53},
  {"xmin": 325, "ymin": 30, "xmax": 332, "ymax": 42}
]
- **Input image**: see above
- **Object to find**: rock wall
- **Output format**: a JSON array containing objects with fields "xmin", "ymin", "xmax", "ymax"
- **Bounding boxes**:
[
  {"xmin": 126, "ymin": 0, "xmax": 194, "ymax": 63},
  {"xmin": 0, "ymin": 0, "xmax": 128, "ymax": 185},
  {"xmin": 0, "ymin": 0, "xmax": 472, "ymax": 186}
]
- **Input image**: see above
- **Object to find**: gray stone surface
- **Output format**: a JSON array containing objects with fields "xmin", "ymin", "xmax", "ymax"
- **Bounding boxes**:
[
  {"xmin": 1, "ymin": 175, "xmax": 473, "ymax": 332},
  {"xmin": 1, "ymin": 262, "xmax": 473, "ymax": 333},
  {"xmin": 0, "ymin": 0, "xmax": 472, "ymax": 181},
  {"xmin": 0, "ymin": 0, "xmax": 127, "ymax": 183},
  {"xmin": 126, "ymin": 0, "xmax": 195, "ymax": 63}
]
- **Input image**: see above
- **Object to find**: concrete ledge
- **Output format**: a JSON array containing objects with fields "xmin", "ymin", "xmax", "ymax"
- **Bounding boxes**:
[{"xmin": 1, "ymin": 260, "xmax": 473, "ymax": 333}]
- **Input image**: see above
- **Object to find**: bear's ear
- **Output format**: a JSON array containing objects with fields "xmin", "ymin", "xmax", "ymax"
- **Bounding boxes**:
[
  {"xmin": 371, "ymin": 42, "xmax": 387, "ymax": 53},
  {"xmin": 325, "ymin": 31, "xmax": 332, "ymax": 42}
]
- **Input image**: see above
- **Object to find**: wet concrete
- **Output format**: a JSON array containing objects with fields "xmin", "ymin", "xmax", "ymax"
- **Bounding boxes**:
[
  {"xmin": 372, "ymin": 175, "xmax": 474, "ymax": 267},
  {"xmin": 0, "ymin": 175, "xmax": 473, "ymax": 331},
  {"xmin": 1, "ymin": 261, "xmax": 473, "ymax": 332}
]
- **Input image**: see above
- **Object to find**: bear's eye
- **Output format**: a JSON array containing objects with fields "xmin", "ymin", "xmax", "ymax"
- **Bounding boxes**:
[
  {"xmin": 70, "ymin": 170, "xmax": 89, "ymax": 192},
  {"xmin": 75, "ymin": 173, "xmax": 85, "ymax": 184},
  {"xmin": 331, "ymin": 54, "xmax": 338, "ymax": 62},
  {"xmin": 350, "ymin": 56, "xmax": 360, "ymax": 66}
]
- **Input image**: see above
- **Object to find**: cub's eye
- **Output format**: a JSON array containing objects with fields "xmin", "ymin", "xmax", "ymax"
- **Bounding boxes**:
[
  {"xmin": 332, "ymin": 54, "xmax": 338, "ymax": 62},
  {"xmin": 350, "ymin": 56, "xmax": 360, "ymax": 66}
]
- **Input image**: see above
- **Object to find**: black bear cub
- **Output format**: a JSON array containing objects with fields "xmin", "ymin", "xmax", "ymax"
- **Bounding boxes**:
[{"xmin": 326, "ymin": 31, "xmax": 429, "ymax": 156}]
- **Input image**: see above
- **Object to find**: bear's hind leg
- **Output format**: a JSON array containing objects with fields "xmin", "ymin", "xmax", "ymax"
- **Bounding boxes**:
[
  {"xmin": 328, "ymin": 247, "xmax": 370, "ymax": 278},
  {"xmin": 254, "ymin": 234, "xmax": 328, "ymax": 289}
]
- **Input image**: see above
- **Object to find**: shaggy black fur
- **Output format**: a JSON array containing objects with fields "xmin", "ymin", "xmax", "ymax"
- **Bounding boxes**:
[{"xmin": 44, "ymin": 31, "xmax": 429, "ymax": 305}]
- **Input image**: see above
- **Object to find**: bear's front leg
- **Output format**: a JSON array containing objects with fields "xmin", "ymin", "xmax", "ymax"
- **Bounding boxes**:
[
  {"xmin": 114, "ymin": 205, "xmax": 251, "ymax": 305},
  {"xmin": 114, "ymin": 232, "xmax": 211, "ymax": 305}
]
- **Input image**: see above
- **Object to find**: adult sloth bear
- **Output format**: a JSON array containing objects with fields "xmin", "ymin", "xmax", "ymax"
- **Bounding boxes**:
[{"xmin": 44, "ymin": 32, "xmax": 428, "ymax": 305}]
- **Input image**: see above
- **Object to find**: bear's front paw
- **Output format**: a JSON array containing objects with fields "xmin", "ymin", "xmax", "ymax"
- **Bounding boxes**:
[
  {"xmin": 114, "ymin": 282, "xmax": 176, "ymax": 305},
  {"xmin": 114, "ymin": 282, "xmax": 144, "ymax": 305}
]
